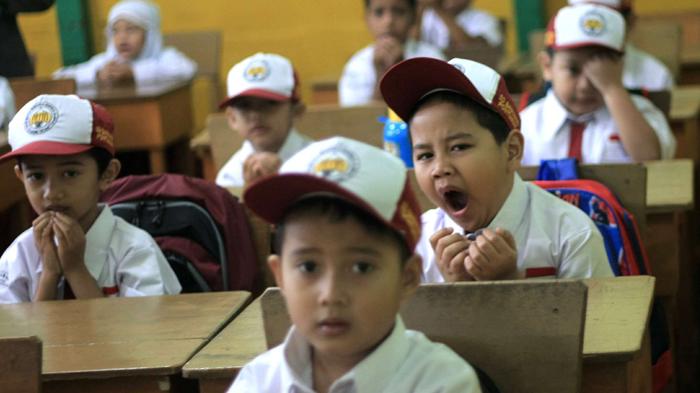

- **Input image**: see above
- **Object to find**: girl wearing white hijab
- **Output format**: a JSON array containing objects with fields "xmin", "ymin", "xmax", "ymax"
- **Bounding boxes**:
[
  {"xmin": 53, "ymin": 0, "xmax": 196, "ymax": 86},
  {"xmin": 0, "ymin": 77, "xmax": 15, "ymax": 132}
]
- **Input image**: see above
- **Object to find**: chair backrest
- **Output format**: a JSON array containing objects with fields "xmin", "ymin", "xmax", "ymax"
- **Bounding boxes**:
[
  {"xmin": 163, "ymin": 30, "xmax": 222, "ymax": 111},
  {"xmin": 261, "ymin": 281, "xmax": 587, "ymax": 393},
  {"xmin": 207, "ymin": 112, "xmax": 239, "ymax": 172},
  {"xmin": 0, "ymin": 336, "xmax": 42, "ymax": 393},
  {"xmin": 9, "ymin": 77, "xmax": 76, "ymax": 110},
  {"xmin": 629, "ymin": 21, "xmax": 682, "ymax": 79}
]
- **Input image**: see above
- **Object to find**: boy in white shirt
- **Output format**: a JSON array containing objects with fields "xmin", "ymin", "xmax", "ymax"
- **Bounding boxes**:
[
  {"xmin": 0, "ymin": 76, "xmax": 15, "ymax": 132},
  {"xmin": 416, "ymin": 0, "xmax": 502, "ymax": 50},
  {"xmin": 0, "ymin": 94, "xmax": 181, "ymax": 303},
  {"xmin": 568, "ymin": 0, "xmax": 674, "ymax": 91},
  {"xmin": 339, "ymin": 0, "xmax": 444, "ymax": 107},
  {"xmin": 520, "ymin": 4, "xmax": 675, "ymax": 165},
  {"xmin": 380, "ymin": 56, "xmax": 613, "ymax": 282},
  {"xmin": 229, "ymin": 137, "xmax": 481, "ymax": 393},
  {"xmin": 216, "ymin": 53, "xmax": 311, "ymax": 188}
]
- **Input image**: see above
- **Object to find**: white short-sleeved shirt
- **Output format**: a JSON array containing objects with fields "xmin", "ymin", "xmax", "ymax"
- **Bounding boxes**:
[
  {"xmin": 0, "ymin": 205, "xmax": 182, "ymax": 303},
  {"xmin": 623, "ymin": 44, "xmax": 674, "ymax": 92},
  {"xmin": 228, "ymin": 316, "xmax": 482, "ymax": 393},
  {"xmin": 417, "ymin": 174, "xmax": 613, "ymax": 282},
  {"xmin": 215, "ymin": 128, "xmax": 312, "ymax": 188},
  {"xmin": 420, "ymin": 7, "xmax": 503, "ymax": 49},
  {"xmin": 520, "ymin": 90, "xmax": 676, "ymax": 165},
  {"xmin": 52, "ymin": 47, "xmax": 197, "ymax": 86},
  {"xmin": 338, "ymin": 39, "xmax": 445, "ymax": 107},
  {"xmin": 0, "ymin": 76, "xmax": 15, "ymax": 132}
]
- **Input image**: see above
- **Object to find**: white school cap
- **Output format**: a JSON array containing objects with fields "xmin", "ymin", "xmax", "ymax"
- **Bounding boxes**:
[
  {"xmin": 219, "ymin": 53, "xmax": 300, "ymax": 108},
  {"xmin": 546, "ymin": 4, "xmax": 626, "ymax": 53}
]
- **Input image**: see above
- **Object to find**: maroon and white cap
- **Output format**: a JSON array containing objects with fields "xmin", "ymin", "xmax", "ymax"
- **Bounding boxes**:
[
  {"xmin": 244, "ymin": 137, "xmax": 422, "ymax": 251},
  {"xmin": 568, "ymin": 0, "xmax": 632, "ymax": 13},
  {"xmin": 0, "ymin": 94, "xmax": 115, "ymax": 163},
  {"xmin": 546, "ymin": 4, "xmax": 626, "ymax": 53},
  {"xmin": 219, "ymin": 52, "xmax": 300, "ymax": 109},
  {"xmin": 380, "ymin": 57, "xmax": 520, "ymax": 130}
]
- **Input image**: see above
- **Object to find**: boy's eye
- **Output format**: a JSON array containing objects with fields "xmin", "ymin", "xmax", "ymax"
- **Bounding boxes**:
[
  {"xmin": 451, "ymin": 143, "xmax": 471, "ymax": 152},
  {"xmin": 26, "ymin": 172, "xmax": 43, "ymax": 181},
  {"xmin": 63, "ymin": 170, "xmax": 79, "ymax": 178},
  {"xmin": 414, "ymin": 151, "xmax": 433, "ymax": 161},
  {"xmin": 297, "ymin": 261, "xmax": 317, "ymax": 274},
  {"xmin": 352, "ymin": 262, "xmax": 374, "ymax": 274}
]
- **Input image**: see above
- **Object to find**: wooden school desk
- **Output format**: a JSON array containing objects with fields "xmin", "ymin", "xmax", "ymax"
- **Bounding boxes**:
[
  {"xmin": 669, "ymin": 85, "xmax": 700, "ymax": 161},
  {"xmin": 182, "ymin": 276, "xmax": 655, "ymax": 393},
  {"xmin": 77, "ymin": 79, "xmax": 194, "ymax": 174},
  {"xmin": 0, "ymin": 292, "xmax": 250, "ymax": 393}
]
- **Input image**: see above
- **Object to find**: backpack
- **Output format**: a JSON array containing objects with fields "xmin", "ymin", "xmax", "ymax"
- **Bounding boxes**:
[
  {"xmin": 534, "ymin": 159, "xmax": 672, "ymax": 392},
  {"xmin": 100, "ymin": 174, "xmax": 260, "ymax": 293}
]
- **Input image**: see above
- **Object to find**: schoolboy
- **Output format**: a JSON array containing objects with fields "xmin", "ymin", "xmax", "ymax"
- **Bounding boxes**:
[
  {"xmin": 0, "ymin": 94, "xmax": 181, "ymax": 303},
  {"xmin": 416, "ymin": 0, "xmax": 502, "ymax": 50},
  {"xmin": 380, "ymin": 57, "xmax": 613, "ymax": 282},
  {"xmin": 229, "ymin": 137, "xmax": 481, "ymax": 392},
  {"xmin": 339, "ymin": 0, "xmax": 445, "ymax": 107},
  {"xmin": 215, "ymin": 53, "xmax": 311, "ymax": 188},
  {"xmin": 520, "ymin": 4, "xmax": 675, "ymax": 165},
  {"xmin": 568, "ymin": 0, "xmax": 674, "ymax": 91}
]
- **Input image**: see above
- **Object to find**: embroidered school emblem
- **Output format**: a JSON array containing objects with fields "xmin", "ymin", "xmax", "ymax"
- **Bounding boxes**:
[
  {"xmin": 25, "ymin": 102, "xmax": 59, "ymax": 135},
  {"xmin": 579, "ymin": 10, "xmax": 606, "ymax": 37},
  {"xmin": 244, "ymin": 60, "xmax": 270, "ymax": 82},
  {"xmin": 309, "ymin": 145, "xmax": 359, "ymax": 183}
]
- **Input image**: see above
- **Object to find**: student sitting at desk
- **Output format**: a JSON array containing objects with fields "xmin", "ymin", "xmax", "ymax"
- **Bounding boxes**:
[
  {"xmin": 380, "ymin": 57, "xmax": 613, "ymax": 282},
  {"xmin": 568, "ymin": 0, "xmax": 674, "ymax": 91},
  {"xmin": 519, "ymin": 4, "xmax": 675, "ymax": 165},
  {"xmin": 232, "ymin": 137, "xmax": 481, "ymax": 393},
  {"xmin": 339, "ymin": 0, "xmax": 444, "ymax": 107},
  {"xmin": 52, "ymin": 0, "xmax": 196, "ymax": 86},
  {"xmin": 0, "ymin": 76, "xmax": 15, "ymax": 132},
  {"xmin": 0, "ymin": 94, "xmax": 181, "ymax": 303},
  {"xmin": 415, "ymin": 0, "xmax": 502, "ymax": 50},
  {"xmin": 216, "ymin": 53, "xmax": 311, "ymax": 188}
]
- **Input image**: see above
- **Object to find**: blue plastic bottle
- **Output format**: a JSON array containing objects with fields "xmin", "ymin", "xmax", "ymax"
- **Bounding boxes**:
[{"xmin": 382, "ymin": 109, "xmax": 413, "ymax": 168}]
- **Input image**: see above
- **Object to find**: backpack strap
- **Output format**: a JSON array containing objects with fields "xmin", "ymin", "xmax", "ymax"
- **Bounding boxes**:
[{"xmin": 536, "ymin": 158, "xmax": 579, "ymax": 181}]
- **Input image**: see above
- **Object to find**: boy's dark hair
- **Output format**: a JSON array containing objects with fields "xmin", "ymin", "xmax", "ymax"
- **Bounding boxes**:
[
  {"xmin": 409, "ymin": 90, "xmax": 511, "ymax": 144},
  {"xmin": 17, "ymin": 147, "xmax": 114, "ymax": 177},
  {"xmin": 545, "ymin": 45, "xmax": 622, "ymax": 60},
  {"xmin": 274, "ymin": 196, "xmax": 412, "ymax": 264},
  {"xmin": 364, "ymin": 0, "xmax": 416, "ymax": 10}
]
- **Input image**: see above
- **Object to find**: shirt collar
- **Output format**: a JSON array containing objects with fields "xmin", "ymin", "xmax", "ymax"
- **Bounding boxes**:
[
  {"xmin": 83, "ymin": 204, "xmax": 116, "ymax": 278},
  {"xmin": 541, "ymin": 89, "xmax": 606, "ymax": 138},
  {"xmin": 277, "ymin": 128, "xmax": 308, "ymax": 161}
]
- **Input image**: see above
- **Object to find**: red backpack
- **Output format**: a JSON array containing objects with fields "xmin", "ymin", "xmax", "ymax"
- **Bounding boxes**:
[{"xmin": 100, "ymin": 174, "xmax": 260, "ymax": 293}]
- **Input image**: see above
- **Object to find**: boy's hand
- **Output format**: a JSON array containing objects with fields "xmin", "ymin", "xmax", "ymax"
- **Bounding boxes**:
[
  {"xmin": 32, "ymin": 213, "xmax": 62, "ymax": 277},
  {"xmin": 373, "ymin": 36, "xmax": 404, "ymax": 74},
  {"xmin": 430, "ymin": 228, "xmax": 475, "ymax": 282},
  {"xmin": 51, "ymin": 212, "xmax": 87, "ymax": 275},
  {"xmin": 464, "ymin": 228, "xmax": 520, "ymax": 280},
  {"xmin": 583, "ymin": 53, "xmax": 624, "ymax": 96},
  {"xmin": 243, "ymin": 152, "xmax": 282, "ymax": 185}
]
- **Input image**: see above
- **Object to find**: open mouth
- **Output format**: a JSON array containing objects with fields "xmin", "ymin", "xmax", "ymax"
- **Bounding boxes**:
[{"xmin": 443, "ymin": 190, "xmax": 469, "ymax": 212}]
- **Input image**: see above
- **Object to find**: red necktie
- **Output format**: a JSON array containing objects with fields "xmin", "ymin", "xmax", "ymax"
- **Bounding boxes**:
[{"xmin": 567, "ymin": 121, "xmax": 586, "ymax": 162}]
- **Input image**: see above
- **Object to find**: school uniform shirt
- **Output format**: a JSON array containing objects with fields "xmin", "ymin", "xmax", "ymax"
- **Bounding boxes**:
[
  {"xmin": 420, "ymin": 7, "xmax": 503, "ymax": 49},
  {"xmin": 0, "ymin": 205, "xmax": 181, "ymax": 303},
  {"xmin": 520, "ymin": 90, "xmax": 676, "ymax": 165},
  {"xmin": 623, "ymin": 43, "xmax": 674, "ymax": 92},
  {"xmin": 227, "ymin": 317, "xmax": 482, "ymax": 393},
  {"xmin": 417, "ymin": 174, "xmax": 614, "ymax": 283},
  {"xmin": 0, "ymin": 76, "xmax": 15, "ymax": 132},
  {"xmin": 338, "ymin": 39, "xmax": 445, "ymax": 107},
  {"xmin": 215, "ymin": 128, "xmax": 312, "ymax": 188}
]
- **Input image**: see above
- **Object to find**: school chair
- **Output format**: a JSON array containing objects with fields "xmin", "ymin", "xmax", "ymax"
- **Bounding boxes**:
[
  {"xmin": 8, "ymin": 77, "xmax": 76, "ymax": 110},
  {"xmin": 0, "ymin": 336, "xmax": 42, "ymax": 393},
  {"xmin": 261, "ymin": 281, "xmax": 588, "ymax": 393},
  {"xmin": 629, "ymin": 21, "xmax": 683, "ymax": 80},
  {"xmin": 163, "ymin": 30, "xmax": 222, "ymax": 113}
]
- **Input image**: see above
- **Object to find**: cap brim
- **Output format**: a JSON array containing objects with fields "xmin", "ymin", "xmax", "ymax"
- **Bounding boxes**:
[
  {"xmin": 0, "ymin": 141, "xmax": 93, "ymax": 163},
  {"xmin": 218, "ymin": 89, "xmax": 291, "ymax": 109},
  {"xmin": 550, "ymin": 41, "xmax": 624, "ymax": 54},
  {"xmin": 380, "ymin": 57, "xmax": 491, "ymax": 121}
]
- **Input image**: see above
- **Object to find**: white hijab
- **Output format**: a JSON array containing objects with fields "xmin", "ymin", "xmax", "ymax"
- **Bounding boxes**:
[{"xmin": 104, "ymin": 0, "xmax": 162, "ymax": 62}]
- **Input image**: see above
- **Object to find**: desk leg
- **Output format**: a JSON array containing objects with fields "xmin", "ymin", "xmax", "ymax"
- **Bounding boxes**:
[{"xmin": 149, "ymin": 149, "xmax": 167, "ymax": 174}]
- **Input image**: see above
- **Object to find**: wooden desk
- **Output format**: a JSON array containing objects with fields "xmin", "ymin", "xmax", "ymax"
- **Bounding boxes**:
[
  {"xmin": 78, "ymin": 80, "xmax": 194, "ymax": 174},
  {"xmin": 680, "ymin": 47, "xmax": 700, "ymax": 85},
  {"xmin": 183, "ymin": 276, "xmax": 654, "ymax": 393},
  {"xmin": 669, "ymin": 86, "xmax": 700, "ymax": 160},
  {"xmin": 0, "ymin": 292, "xmax": 250, "ymax": 393}
]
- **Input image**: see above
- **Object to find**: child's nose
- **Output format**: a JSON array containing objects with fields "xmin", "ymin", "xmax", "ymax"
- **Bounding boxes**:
[
  {"xmin": 431, "ymin": 154, "xmax": 453, "ymax": 178},
  {"xmin": 318, "ymin": 271, "xmax": 349, "ymax": 307},
  {"xmin": 43, "ymin": 179, "xmax": 65, "ymax": 201}
]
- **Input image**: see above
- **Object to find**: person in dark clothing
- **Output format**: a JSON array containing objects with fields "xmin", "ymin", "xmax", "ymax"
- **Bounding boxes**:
[{"xmin": 0, "ymin": 0, "xmax": 55, "ymax": 77}]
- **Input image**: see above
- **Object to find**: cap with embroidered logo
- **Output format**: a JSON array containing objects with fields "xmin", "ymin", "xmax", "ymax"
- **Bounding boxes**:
[
  {"xmin": 0, "ymin": 94, "xmax": 115, "ymax": 163},
  {"xmin": 546, "ymin": 4, "xmax": 626, "ymax": 53},
  {"xmin": 244, "ymin": 136, "xmax": 422, "ymax": 251},
  {"xmin": 219, "ymin": 52, "xmax": 300, "ymax": 109},
  {"xmin": 379, "ymin": 57, "xmax": 520, "ymax": 130}
]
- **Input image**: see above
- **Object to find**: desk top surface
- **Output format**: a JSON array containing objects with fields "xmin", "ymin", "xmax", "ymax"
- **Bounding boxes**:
[
  {"xmin": 183, "ymin": 276, "xmax": 654, "ymax": 379},
  {"xmin": 671, "ymin": 85, "xmax": 700, "ymax": 120},
  {"xmin": 77, "ymin": 79, "xmax": 191, "ymax": 101},
  {"xmin": 0, "ymin": 291, "xmax": 250, "ymax": 378}
]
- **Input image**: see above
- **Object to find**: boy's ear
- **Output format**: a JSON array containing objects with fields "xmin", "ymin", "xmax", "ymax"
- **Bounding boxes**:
[
  {"xmin": 14, "ymin": 164, "xmax": 23, "ymax": 182},
  {"xmin": 292, "ymin": 102, "xmax": 306, "ymax": 119},
  {"xmin": 504, "ymin": 129, "xmax": 524, "ymax": 172},
  {"xmin": 98, "ymin": 159, "xmax": 121, "ymax": 192},
  {"xmin": 267, "ymin": 254, "xmax": 285, "ymax": 291},
  {"xmin": 224, "ymin": 106, "xmax": 239, "ymax": 131},
  {"xmin": 400, "ymin": 254, "xmax": 422, "ymax": 301},
  {"xmin": 537, "ymin": 51, "xmax": 553, "ymax": 82}
]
